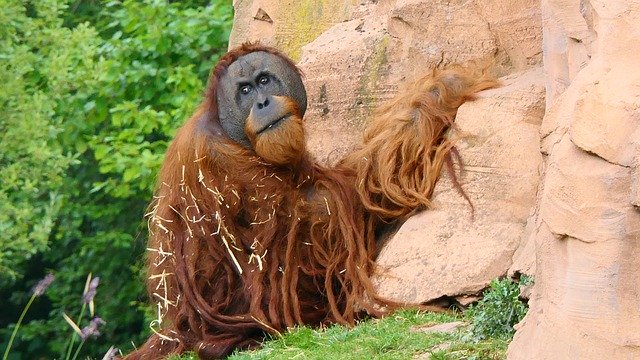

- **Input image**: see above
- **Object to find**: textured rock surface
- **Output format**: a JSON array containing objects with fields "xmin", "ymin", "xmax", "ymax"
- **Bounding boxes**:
[
  {"xmin": 229, "ymin": 1, "xmax": 640, "ymax": 358},
  {"xmin": 374, "ymin": 68, "xmax": 545, "ymax": 304},
  {"xmin": 507, "ymin": 1, "xmax": 640, "ymax": 358},
  {"xmin": 231, "ymin": 0, "xmax": 542, "ymax": 162},
  {"xmin": 412, "ymin": 321, "xmax": 465, "ymax": 334}
]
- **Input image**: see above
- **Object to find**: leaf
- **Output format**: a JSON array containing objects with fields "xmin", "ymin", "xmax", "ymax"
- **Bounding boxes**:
[
  {"xmin": 123, "ymin": 167, "xmax": 138, "ymax": 182},
  {"xmin": 83, "ymin": 100, "xmax": 96, "ymax": 112}
]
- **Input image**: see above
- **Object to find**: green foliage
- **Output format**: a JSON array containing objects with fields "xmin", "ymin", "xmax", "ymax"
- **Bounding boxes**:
[
  {"xmin": 466, "ymin": 278, "xmax": 530, "ymax": 341},
  {"xmin": 0, "ymin": 0, "xmax": 232, "ymax": 358},
  {"xmin": 0, "ymin": 0, "xmax": 96, "ymax": 284},
  {"xmin": 82, "ymin": 0, "xmax": 232, "ymax": 198}
]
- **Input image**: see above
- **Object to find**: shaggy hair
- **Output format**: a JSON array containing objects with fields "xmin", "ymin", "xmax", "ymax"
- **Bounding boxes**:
[{"xmin": 125, "ymin": 43, "xmax": 497, "ymax": 359}]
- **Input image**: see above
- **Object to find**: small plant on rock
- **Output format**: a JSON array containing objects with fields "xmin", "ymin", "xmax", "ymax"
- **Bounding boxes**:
[{"xmin": 467, "ymin": 277, "xmax": 530, "ymax": 341}]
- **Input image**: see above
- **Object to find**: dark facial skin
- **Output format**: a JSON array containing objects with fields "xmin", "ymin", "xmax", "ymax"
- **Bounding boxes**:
[{"xmin": 216, "ymin": 51, "xmax": 307, "ymax": 147}]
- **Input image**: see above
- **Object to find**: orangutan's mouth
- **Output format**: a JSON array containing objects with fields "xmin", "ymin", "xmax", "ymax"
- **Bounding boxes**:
[{"xmin": 256, "ymin": 113, "xmax": 292, "ymax": 134}]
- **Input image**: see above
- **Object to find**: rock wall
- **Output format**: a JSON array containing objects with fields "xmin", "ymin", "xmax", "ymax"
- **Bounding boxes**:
[
  {"xmin": 229, "ymin": 0, "xmax": 640, "ymax": 358},
  {"xmin": 230, "ymin": 0, "xmax": 541, "ymax": 161},
  {"xmin": 507, "ymin": 1, "xmax": 640, "ymax": 358}
]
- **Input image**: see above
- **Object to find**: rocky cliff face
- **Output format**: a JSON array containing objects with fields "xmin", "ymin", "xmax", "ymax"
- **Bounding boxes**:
[
  {"xmin": 229, "ymin": 0, "xmax": 640, "ymax": 358},
  {"xmin": 507, "ymin": 1, "xmax": 640, "ymax": 358}
]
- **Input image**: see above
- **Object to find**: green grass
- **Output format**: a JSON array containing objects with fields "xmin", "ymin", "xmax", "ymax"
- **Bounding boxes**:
[
  {"xmin": 169, "ymin": 277, "xmax": 531, "ymax": 359},
  {"xmin": 170, "ymin": 309, "xmax": 507, "ymax": 360},
  {"xmin": 230, "ymin": 310, "xmax": 464, "ymax": 360}
]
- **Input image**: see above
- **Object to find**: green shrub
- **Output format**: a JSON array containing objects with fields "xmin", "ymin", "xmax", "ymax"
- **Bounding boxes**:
[{"xmin": 466, "ymin": 277, "xmax": 530, "ymax": 341}]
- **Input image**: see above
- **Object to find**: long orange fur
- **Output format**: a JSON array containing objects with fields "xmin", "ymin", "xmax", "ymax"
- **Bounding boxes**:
[{"xmin": 125, "ymin": 43, "xmax": 498, "ymax": 359}]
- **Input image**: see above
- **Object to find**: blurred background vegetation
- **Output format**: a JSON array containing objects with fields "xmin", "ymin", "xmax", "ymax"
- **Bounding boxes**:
[{"xmin": 0, "ymin": 0, "xmax": 232, "ymax": 357}]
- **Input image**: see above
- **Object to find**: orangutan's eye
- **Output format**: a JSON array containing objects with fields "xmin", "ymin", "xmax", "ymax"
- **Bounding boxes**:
[
  {"xmin": 240, "ymin": 85, "xmax": 252, "ymax": 95},
  {"xmin": 258, "ymin": 75, "xmax": 270, "ymax": 85}
]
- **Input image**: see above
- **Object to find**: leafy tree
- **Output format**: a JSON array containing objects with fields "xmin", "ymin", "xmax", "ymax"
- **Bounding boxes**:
[
  {"xmin": 0, "ymin": 0, "xmax": 98, "ymax": 285},
  {"xmin": 0, "ymin": 0, "xmax": 232, "ymax": 358}
]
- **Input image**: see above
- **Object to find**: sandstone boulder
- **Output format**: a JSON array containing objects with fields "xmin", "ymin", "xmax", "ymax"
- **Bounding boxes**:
[
  {"xmin": 297, "ymin": 18, "xmax": 391, "ymax": 160},
  {"xmin": 374, "ymin": 68, "xmax": 545, "ymax": 304}
]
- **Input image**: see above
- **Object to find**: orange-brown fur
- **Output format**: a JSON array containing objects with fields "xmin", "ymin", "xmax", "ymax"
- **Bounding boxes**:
[
  {"xmin": 246, "ymin": 96, "xmax": 305, "ymax": 166},
  {"xmin": 342, "ymin": 67, "xmax": 498, "ymax": 219},
  {"xmin": 125, "ymin": 43, "xmax": 498, "ymax": 359}
]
